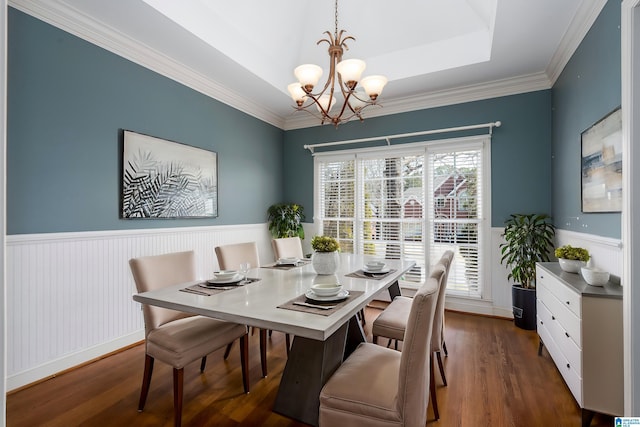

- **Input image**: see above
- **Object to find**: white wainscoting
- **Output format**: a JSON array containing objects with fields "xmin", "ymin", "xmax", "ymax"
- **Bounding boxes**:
[
  {"xmin": 5, "ymin": 223, "xmax": 273, "ymax": 391},
  {"xmin": 6, "ymin": 223, "xmax": 621, "ymax": 391}
]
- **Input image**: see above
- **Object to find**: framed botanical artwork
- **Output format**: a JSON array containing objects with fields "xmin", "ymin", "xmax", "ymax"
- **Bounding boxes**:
[
  {"xmin": 120, "ymin": 130, "xmax": 218, "ymax": 218},
  {"xmin": 581, "ymin": 107, "xmax": 622, "ymax": 213}
]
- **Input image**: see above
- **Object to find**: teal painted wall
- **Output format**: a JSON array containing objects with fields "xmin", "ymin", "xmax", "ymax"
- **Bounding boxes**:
[
  {"xmin": 7, "ymin": 8, "xmax": 284, "ymax": 235},
  {"xmin": 551, "ymin": 0, "xmax": 621, "ymax": 239},
  {"xmin": 283, "ymin": 91, "xmax": 553, "ymax": 227}
]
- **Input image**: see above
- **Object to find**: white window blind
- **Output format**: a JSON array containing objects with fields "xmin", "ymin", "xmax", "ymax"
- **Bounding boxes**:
[{"xmin": 315, "ymin": 136, "xmax": 489, "ymax": 298}]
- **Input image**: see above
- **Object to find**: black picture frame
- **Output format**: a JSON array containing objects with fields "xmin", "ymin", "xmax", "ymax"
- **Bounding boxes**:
[
  {"xmin": 581, "ymin": 107, "xmax": 622, "ymax": 213},
  {"xmin": 120, "ymin": 130, "xmax": 218, "ymax": 219}
]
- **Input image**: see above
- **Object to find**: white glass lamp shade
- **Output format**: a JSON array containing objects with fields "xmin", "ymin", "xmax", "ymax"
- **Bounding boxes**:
[
  {"xmin": 287, "ymin": 83, "xmax": 307, "ymax": 105},
  {"xmin": 316, "ymin": 94, "xmax": 337, "ymax": 112},
  {"xmin": 348, "ymin": 90, "xmax": 367, "ymax": 111},
  {"xmin": 360, "ymin": 75, "xmax": 388, "ymax": 100},
  {"xmin": 336, "ymin": 59, "xmax": 366, "ymax": 88},
  {"xmin": 294, "ymin": 64, "xmax": 323, "ymax": 92}
]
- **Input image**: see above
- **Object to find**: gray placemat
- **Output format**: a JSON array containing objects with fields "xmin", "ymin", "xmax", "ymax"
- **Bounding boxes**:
[
  {"xmin": 345, "ymin": 269, "xmax": 397, "ymax": 280},
  {"xmin": 261, "ymin": 260, "xmax": 311, "ymax": 271},
  {"xmin": 277, "ymin": 290, "xmax": 364, "ymax": 316},
  {"xmin": 179, "ymin": 278, "xmax": 260, "ymax": 296}
]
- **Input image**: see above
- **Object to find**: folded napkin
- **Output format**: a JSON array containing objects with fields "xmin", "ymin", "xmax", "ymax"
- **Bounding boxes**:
[{"xmin": 345, "ymin": 269, "xmax": 397, "ymax": 280}]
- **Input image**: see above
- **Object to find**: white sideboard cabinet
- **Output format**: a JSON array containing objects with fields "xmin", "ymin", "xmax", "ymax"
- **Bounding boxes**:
[{"xmin": 536, "ymin": 262, "xmax": 623, "ymax": 427}]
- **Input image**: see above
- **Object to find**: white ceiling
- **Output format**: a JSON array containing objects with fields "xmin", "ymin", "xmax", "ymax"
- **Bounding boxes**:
[{"xmin": 10, "ymin": 0, "xmax": 607, "ymax": 130}]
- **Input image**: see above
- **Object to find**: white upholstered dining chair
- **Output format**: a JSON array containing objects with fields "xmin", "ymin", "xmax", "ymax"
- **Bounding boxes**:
[
  {"xmin": 371, "ymin": 250, "xmax": 454, "ymax": 420},
  {"xmin": 271, "ymin": 236, "xmax": 305, "ymax": 260},
  {"xmin": 214, "ymin": 241, "xmax": 269, "ymax": 377},
  {"xmin": 318, "ymin": 268, "xmax": 442, "ymax": 427},
  {"xmin": 129, "ymin": 250, "xmax": 249, "ymax": 427}
]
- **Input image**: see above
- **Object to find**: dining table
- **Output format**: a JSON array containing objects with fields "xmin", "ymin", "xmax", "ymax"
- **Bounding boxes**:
[{"xmin": 132, "ymin": 252, "xmax": 415, "ymax": 426}]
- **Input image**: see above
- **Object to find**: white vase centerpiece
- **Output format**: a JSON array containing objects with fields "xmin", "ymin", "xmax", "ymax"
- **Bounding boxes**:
[{"xmin": 310, "ymin": 235, "xmax": 340, "ymax": 275}]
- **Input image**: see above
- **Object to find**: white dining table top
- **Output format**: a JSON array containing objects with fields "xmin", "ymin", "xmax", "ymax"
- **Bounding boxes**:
[{"xmin": 133, "ymin": 253, "xmax": 415, "ymax": 341}]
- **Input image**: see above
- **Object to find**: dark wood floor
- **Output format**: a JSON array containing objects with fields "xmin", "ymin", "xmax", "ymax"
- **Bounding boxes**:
[{"xmin": 7, "ymin": 307, "xmax": 615, "ymax": 427}]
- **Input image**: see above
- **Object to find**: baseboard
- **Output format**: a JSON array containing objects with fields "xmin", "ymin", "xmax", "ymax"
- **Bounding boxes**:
[
  {"xmin": 445, "ymin": 296, "xmax": 513, "ymax": 319},
  {"xmin": 6, "ymin": 330, "xmax": 145, "ymax": 391}
]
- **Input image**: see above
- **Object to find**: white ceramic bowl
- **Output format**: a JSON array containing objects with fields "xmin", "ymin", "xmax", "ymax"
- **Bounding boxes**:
[
  {"xmin": 365, "ymin": 261, "xmax": 386, "ymax": 272},
  {"xmin": 558, "ymin": 258, "xmax": 586, "ymax": 273},
  {"xmin": 215, "ymin": 270, "xmax": 238, "ymax": 280},
  {"xmin": 310, "ymin": 283, "xmax": 343, "ymax": 297},
  {"xmin": 581, "ymin": 267, "xmax": 610, "ymax": 286},
  {"xmin": 278, "ymin": 257, "xmax": 298, "ymax": 264}
]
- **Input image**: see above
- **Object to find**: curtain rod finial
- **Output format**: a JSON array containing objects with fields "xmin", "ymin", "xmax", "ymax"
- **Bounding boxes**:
[{"xmin": 495, "ymin": 121, "xmax": 502, "ymax": 127}]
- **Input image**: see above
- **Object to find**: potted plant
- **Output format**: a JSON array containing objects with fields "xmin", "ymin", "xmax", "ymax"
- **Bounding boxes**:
[
  {"xmin": 499, "ymin": 213, "xmax": 556, "ymax": 330},
  {"xmin": 310, "ymin": 235, "xmax": 340, "ymax": 275},
  {"xmin": 267, "ymin": 203, "xmax": 305, "ymax": 239},
  {"xmin": 554, "ymin": 245, "xmax": 590, "ymax": 273}
]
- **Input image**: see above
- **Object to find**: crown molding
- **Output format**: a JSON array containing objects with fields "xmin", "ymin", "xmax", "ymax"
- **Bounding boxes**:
[
  {"xmin": 9, "ymin": 0, "xmax": 599, "ymax": 132},
  {"xmin": 8, "ymin": 0, "xmax": 286, "ymax": 129},
  {"xmin": 283, "ymin": 72, "xmax": 552, "ymax": 130},
  {"xmin": 546, "ymin": 0, "xmax": 608, "ymax": 85}
]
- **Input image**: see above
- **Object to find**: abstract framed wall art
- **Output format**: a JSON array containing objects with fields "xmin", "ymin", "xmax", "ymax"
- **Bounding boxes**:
[
  {"xmin": 581, "ymin": 107, "xmax": 622, "ymax": 213},
  {"xmin": 121, "ymin": 130, "xmax": 218, "ymax": 218}
]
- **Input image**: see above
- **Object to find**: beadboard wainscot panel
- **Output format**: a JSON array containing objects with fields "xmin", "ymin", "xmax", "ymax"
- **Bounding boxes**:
[
  {"xmin": 6, "ymin": 223, "xmax": 272, "ymax": 391},
  {"xmin": 555, "ymin": 228, "xmax": 623, "ymax": 278}
]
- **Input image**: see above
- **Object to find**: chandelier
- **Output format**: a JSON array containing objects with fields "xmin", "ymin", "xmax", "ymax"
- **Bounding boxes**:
[{"xmin": 287, "ymin": 0, "xmax": 388, "ymax": 127}]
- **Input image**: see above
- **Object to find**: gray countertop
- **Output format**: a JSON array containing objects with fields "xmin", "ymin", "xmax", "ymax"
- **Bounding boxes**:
[{"xmin": 537, "ymin": 262, "xmax": 623, "ymax": 299}]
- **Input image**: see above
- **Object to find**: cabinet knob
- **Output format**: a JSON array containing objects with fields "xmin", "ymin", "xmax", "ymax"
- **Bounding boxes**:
[
  {"xmin": 566, "ymin": 301, "xmax": 570, "ymax": 305},
  {"xmin": 565, "ymin": 332, "xmax": 570, "ymax": 338},
  {"xmin": 566, "ymin": 363, "xmax": 570, "ymax": 369},
  {"xmin": 540, "ymin": 320, "xmax": 544, "ymax": 325},
  {"xmin": 552, "ymin": 315, "xmax": 555, "ymax": 320}
]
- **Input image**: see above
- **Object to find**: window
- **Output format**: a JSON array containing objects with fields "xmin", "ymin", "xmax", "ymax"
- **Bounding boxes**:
[{"xmin": 315, "ymin": 136, "xmax": 490, "ymax": 298}]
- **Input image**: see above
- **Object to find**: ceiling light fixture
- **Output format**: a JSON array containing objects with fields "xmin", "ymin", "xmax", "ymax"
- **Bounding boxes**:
[{"xmin": 288, "ymin": 0, "xmax": 388, "ymax": 128}]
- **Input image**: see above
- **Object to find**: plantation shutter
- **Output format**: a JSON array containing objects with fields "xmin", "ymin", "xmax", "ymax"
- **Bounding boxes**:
[
  {"xmin": 427, "ymin": 143, "xmax": 484, "ymax": 297},
  {"xmin": 315, "ymin": 135, "xmax": 488, "ymax": 298}
]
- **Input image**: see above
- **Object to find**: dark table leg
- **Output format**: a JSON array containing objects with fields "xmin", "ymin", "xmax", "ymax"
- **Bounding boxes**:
[
  {"xmin": 273, "ymin": 323, "xmax": 348, "ymax": 426},
  {"xmin": 388, "ymin": 280, "xmax": 401, "ymax": 300}
]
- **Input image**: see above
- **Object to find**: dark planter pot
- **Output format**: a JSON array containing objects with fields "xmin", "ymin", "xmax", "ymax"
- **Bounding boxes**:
[{"xmin": 512, "ymin": 285, "xmax": 537, "ymax": 330}]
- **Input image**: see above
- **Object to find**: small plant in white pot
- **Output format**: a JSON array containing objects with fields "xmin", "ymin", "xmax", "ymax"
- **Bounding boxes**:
[
  {"xmin": 554, "ymin": 245, "xmax": 590, "ymax": 273},
  {"xmin": 310, "ymin": 236, "xmax": 340, "ymax": 275}
]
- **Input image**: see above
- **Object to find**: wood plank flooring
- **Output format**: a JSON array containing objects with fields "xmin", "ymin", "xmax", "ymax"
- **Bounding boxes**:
[{"xmin": 7, "ymin": 308, "xmax": 615, "ymax": 426}]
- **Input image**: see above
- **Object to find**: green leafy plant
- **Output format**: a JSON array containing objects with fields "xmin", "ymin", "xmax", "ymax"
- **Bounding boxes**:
[
  {"xmin": 554, "ymin": 245, "xmax": 590, "ymax": 261},
  {"xmin": 267, "ymin": 203, "xmax": 305, "ymax": 239},
  {"xmin": 499, "ymin": 213, "xmax": 556, "ymax": 289},
  {"xmin": 311, "ymin": 235, "xmax": 340, "ymax": 253}
]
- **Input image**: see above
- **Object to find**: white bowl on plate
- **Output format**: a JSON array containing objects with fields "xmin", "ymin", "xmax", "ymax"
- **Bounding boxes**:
[
  {"xmin": 310, "ymin": 283, "xmax": 343, "ymax": 297},
  {"xmin": 581, "ymin": 267, "xmax": 610, "ymax": 286},
  {"xmin": 365, "ymin": 261, "xmax": 386, "ymax": 272},
  {"xmin": 278, "ymin": 257, "xmax": 298, "ymax": 265},
  {"xmin": 214, "ymin": 270, "xmax": 238, "ymax": 280}
]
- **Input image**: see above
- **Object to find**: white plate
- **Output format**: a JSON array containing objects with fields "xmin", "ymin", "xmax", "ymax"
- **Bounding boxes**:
[
  {"xmin": 305, "ymin": 289, "xmax": 349, "ymax": 302},
  {"xmin": 362, "ymin": 266, "xmax": 390, "ymax": 274},
  {"xmin": 277, "ymin": 258, "xmax": 299, "ymax": 266},
  {"xmin": 206, "ymin": 274, "xmax": 243, "ymax": 285}
]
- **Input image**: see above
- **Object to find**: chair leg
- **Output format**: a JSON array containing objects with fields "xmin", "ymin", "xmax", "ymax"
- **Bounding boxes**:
[
  {"xmin": 436, "ymin": 350, "xmax": 447, "ymax": 386},
  {"xmin": 394, "ymin": 340, "xmax": 398, "ymax": 351},
  {"xmin": 358, "ymin": 308, "xmax": 366, "ymax": 325},
  {"xmin": 259, "ymin": 328, "xmax": 268, "ymax": 377},
  {"xmin": 200, "ymin": 356, "xmax": 207, "ymax": 373},
  {"xmin": 138, "ymin": 354, "xmax": 154, "ymax": 411},
  {"xmin": 430, "ymin": 353, "xmax": 440, "ymax": 420},
  {"xmin": 173, "ymin": 367, "xmax": 184, "ymax": 427},
  {"xmin": 269, "ymin": 329, "xmax": 273, "ymax": 338},
  {"xmin": 443, "ymin": 340, "xmax": 448, "ymax": 356},
  {"xmin": 285, "ymin": 333, "xmax": 291, "ymax": 356},
  {"xmin": 373, "ymin": 335, "xmax": 378, "ymax": 345},
  {"xmin": 223, "ymin": 342, "xmax": 233, "ymax": 360},
  {"xmin": 239, "ymin": 334, "xmax": 250, "ymax": 393}
]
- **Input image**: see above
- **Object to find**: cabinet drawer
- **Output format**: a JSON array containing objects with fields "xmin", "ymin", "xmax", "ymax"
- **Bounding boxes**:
[
  {"xmin": 537, "ymin": 284, "xmax": 582, "ymax": 348},
  {"xmin": 538, "ymin": 318, "xmax": 583, "ymax": 406},
  {"xmin": 538, "ymin": 299, "xmax": 582, "ymax": 374},
  {"xmin": 537, "ymin": 270, "xmax": 581, "ymax": 318}
]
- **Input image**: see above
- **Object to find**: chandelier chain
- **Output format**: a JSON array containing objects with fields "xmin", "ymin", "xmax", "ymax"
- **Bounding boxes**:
[{"xmin": 334, "ymin": 0, "xmax": 339, "ymax": 40}]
